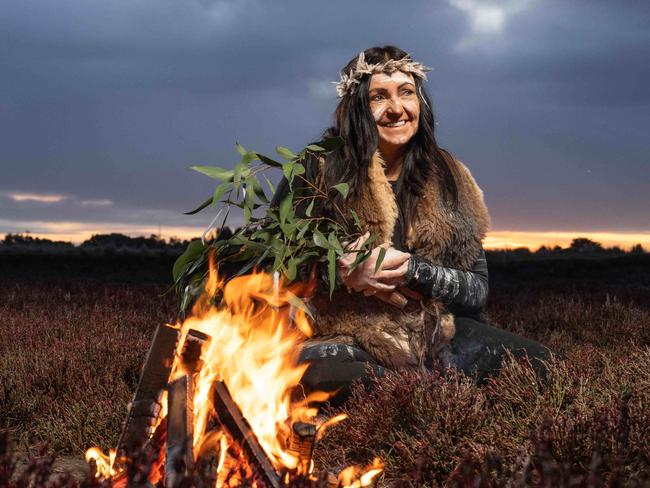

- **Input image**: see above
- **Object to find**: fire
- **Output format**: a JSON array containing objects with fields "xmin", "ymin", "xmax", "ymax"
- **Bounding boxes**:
[
  {"xmin": 85, "ymin": 259, "xmax": 383, "ymax": 486},
  {"xmin": 179, "ymin": 269, "xmax": 316, "ymax": 471},
  {"xmin": 338, "ymin": 458, "xmax": 385, "ymax": 488},
  {"xmin": 85, "ymin": 447, "xmax": 117, "ymax": 478}
]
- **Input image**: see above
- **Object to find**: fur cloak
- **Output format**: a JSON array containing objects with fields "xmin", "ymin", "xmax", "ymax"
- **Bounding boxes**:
[{"xmin": 308, "ymin": 150, "xmax": 490, "ymax": 369}]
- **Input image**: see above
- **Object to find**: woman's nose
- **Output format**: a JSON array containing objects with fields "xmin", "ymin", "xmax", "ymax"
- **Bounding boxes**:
[{"xmin": 386, "ymin": 98, "xmax": 404, "ymax": 116}]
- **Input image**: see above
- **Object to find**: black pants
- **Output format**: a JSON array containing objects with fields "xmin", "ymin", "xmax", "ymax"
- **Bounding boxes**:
[{"xmin": 298, "ymin": 318, "xmax": 553, "ymax": 407}]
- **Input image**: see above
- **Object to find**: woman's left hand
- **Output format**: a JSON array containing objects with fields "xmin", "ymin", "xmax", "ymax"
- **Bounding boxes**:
[{"xmin": 376, "ymin": 255, "xmax": 410, "ymax": 287}]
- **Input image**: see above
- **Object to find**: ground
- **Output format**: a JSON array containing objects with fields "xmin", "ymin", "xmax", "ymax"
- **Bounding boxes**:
[{"xmin": 1, "ymin": 253, "xmax": 649, "ymax": 485}]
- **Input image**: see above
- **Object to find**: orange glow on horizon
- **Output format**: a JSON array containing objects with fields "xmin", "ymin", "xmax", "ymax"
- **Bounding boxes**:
[
  {"xmin": 1, "ymin": 222, "xmax": 649, "ymax": 251},
  {"xmin": 484, "ymin": 230, "xmax": 650, "ymax": 251},
  {"xmin": 0, "ymin": 220, "xmax": 203, "ymax": 244}
]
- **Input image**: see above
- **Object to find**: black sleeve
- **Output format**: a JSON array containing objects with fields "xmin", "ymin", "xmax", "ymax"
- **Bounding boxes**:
[{"xmin": 403, "ymin": 246, "xmax": 489, "ymax": 312}]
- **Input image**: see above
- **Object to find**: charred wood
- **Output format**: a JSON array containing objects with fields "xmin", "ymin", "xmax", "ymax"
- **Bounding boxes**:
[
  {"xmin": 116, "ymin": 324, "xmax": 179, "ymax": 463},
  {"xmin": 212, "ymin": 380, "xmax": 281, "ymax": 488},
  {"xmin": 166, "ymin": 375, "xmax": 195, "ymax": 488}
]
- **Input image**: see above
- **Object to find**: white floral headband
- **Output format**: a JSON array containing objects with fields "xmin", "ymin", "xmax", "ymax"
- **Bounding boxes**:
[{"xmin": 334, "ymin": 52, "xmax": 432, "ymax": 98}]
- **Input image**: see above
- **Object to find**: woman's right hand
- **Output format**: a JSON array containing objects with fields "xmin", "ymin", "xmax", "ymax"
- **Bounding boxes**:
[{"xmin": 337, "ymin": 233, "xmax": 411, "ymax": 295}]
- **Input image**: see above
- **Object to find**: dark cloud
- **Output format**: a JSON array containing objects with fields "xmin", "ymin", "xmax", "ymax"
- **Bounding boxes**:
[{"xmin": 1, "ymin": 0, "xmax": 648, "ymax": 237}]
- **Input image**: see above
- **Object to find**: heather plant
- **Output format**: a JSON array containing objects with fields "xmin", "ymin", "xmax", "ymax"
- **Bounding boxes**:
[
  {"xmin": 0, "ymin": 280, "xmax": 176, "ymax": 454},
  {"xmin": 315, "ymin": 352, "xmax": 650, "ymax": 485},
  {"xmin": 2, "ymin": 256, "xmax": 649, "ymax": 485}
]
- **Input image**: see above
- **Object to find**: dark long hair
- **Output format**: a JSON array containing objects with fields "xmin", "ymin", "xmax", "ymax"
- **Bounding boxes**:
[{"xmin": 321, "ymin": 45, "xmax": 459, "ymax": 232}]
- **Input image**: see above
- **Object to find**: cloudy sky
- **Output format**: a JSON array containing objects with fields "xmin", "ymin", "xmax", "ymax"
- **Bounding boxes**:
[{"xmin": 1, "ymin": 0, "xmax": 649, "ymax": 248}]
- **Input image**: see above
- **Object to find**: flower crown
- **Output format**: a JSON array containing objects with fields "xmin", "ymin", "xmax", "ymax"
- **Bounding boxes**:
[{"xmin": 334, "ymin": 52, "xmax": 432, "ymax": 98}]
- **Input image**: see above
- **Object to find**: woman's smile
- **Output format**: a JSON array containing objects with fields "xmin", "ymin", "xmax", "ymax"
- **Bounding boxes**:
[{"xmin": 382, "ymin": 120, "xmax": 407, "ymax": 128}]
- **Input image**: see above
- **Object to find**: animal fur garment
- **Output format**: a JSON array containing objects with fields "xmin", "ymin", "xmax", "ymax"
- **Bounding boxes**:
[{"xmin": 309, "ymin": 151, "xmax": 490, "ymax": 369}]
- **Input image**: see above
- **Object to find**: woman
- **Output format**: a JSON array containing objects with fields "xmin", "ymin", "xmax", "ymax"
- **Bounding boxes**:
[{"xmin": 277, "ymin": 46, "xmax": 551, "ymax": 405}]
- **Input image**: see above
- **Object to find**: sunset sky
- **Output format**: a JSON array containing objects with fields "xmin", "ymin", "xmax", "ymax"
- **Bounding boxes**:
[{"xmin": 1, "ymin": 0, "xmax": 649, "ymax": 249}]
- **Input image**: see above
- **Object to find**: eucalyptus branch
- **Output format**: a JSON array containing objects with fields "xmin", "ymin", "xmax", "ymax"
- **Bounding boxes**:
[{"xmin": 173, "ymin": 136, "xmax": 376, "ymax": 312}]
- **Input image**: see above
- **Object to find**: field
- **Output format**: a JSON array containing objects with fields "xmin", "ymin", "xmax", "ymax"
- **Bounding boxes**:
[{"xmin": 1, "ymin": 253, "xmax": 649, "ymax": 486}]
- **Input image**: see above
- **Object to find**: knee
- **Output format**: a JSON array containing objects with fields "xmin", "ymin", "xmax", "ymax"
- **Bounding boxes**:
[{"xmin": 298, "ymin": 357, "xmax": 385, "ymax": 408}]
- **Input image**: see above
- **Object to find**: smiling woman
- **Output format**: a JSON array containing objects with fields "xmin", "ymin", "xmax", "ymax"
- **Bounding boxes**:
[{"xmin": 275, "ymin": 45, "xmax": 554, "ymax": 405}]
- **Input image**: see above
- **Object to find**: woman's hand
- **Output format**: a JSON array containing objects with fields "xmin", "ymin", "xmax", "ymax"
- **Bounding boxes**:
[{"xmin": 337, "ymin": 233, "xmax": 411, "ymax": 295}]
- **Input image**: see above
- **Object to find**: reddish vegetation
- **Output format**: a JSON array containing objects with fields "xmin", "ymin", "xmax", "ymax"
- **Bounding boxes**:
[
  {"xmin": 1, "ymin": 255, "xmax": 649, "ymax": 485},
  {"xmin": 0, "ymin": 280, "xmax": 176, "ymax": 454}
]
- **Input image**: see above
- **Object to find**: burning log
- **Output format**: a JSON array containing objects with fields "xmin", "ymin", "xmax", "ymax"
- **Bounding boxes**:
[
  {"xmin": 116, "ymin": 324, "xmax": 179, "ymax": 462},
  {"xmin": 166, "ymin": 375, "xmax": 195, "ymax": 488},
  {"xmin": 180, "ymin": 329, "xmax": 211, "ymax": 373},
  {"xmin": 287, "ymin": 422, "xmax": 317, "ymax": 475},
  {"xmin": 212, "ymin": 380, "xmax": 281, "ymax": 488}
]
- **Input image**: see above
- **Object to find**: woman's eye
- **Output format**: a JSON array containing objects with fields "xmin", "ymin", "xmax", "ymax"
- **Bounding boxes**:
[
  {"xmin": 370, "ymin": 94, "xmax": 384, "ymax": 102},
  {"xmin": 401, "ymin": 89, "xmax": 414, "ymax": 96}
]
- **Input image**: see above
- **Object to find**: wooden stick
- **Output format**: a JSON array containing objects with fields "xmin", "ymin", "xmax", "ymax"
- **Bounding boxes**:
[
  {"xmin": 116, "ymin": 324, "xmax": 179, "ymax": 461},
  {"xmin": 180, "ymin": 329, "xmax": 211, "ymax": 373},
  {"xmin": 287, "ymin": 421, "xmax": 316, "ymax": 475},
  {"xmin": 212, "ymin": 381, "xmax": 281, "ymax": 488},
  {"xmin": 166, "ymin": 375, "xmax": 195, "ymax": 488}
]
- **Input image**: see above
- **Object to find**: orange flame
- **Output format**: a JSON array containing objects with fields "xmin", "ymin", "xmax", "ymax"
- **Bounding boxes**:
[
  {"xmin": 85, "ymin": 447, "xmax": 117, "ymax": 478},
  {"xmin": 85, "ymin": 258, "xmax": 383, "ymax": 485},
  {"xmin": 339, "ymin": 458, "xmax": 385, "ymax": 487},
  {"xmin": 183, "ymin": 267, "xmax": 318, "ymax": 471}
]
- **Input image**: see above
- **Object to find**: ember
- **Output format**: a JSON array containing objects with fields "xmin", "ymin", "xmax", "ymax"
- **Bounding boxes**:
[{"xmin": 86, "ymin": 261, "xmax": 383, "ymax": 487}]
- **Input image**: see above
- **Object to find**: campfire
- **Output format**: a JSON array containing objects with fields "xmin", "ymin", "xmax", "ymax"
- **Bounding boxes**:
[{"xmin": 85, "ymin": 260, "xmax": 383, "ymax": 487}]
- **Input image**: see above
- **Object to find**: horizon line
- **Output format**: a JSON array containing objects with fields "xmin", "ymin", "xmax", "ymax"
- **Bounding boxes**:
[{"xmin": 2, "ymin": 227, "xmax": 650, "ymax": 252}]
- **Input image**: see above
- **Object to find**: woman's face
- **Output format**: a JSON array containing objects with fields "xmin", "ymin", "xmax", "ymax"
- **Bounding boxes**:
[{"xmin": 368, "ymin": 71, "xmax": 420, "ymax": 151}]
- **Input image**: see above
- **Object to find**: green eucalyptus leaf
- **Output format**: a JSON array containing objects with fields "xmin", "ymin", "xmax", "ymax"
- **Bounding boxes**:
[
  {"xmin": 328, "ymin": 231, "xmax": 343, "ymax": 252},
  {"xmin": 374, "ymin": 247, "xmax": 387, "ymax": 273},
  {"xmin": 293, "ymin": 163, "xmax": 306, "ymax": 177},
  {"xmin": 234, "ymin": 248, "xmax": 271, "ymax": 277},
  {"xmin": 241, "ymin": 152, "xmax": 256, "ymax": 166},
  {"xmin": 305, "ymin": 199, "xmax": 315, "ymax": 217},
  {"xmin": 332, "ymin": 183, "xmax": 349, "ymax": 199},
  {"xmin": 232, "ymin": 235, "xmax": 267, "ymax": 252},
  {"xmin": 251, "ymin": 178, "xmax": 269, "ymax": 203},
  {"xmin": 350, "ymin": 248, "xmax": 371, "ymax": 270},
  {"xmin": 184, "ymin": 196, "xmax": 213, "ymax": 215},
  {"xmin": 286, "ymin": 258, "xmax": 297, "ymax": 281},
  {"xmin": 244, "ymin": 178, "xmax": 255, "ymax": 211},
  {"xmin": 279, "ymin": 193, "xmax": 293, "ymax": 225},
  {"xmin": 257, "ymin": 154, "xmax": 284, "ymax": 168},
  {"xmin": 212, "ymin": 182, "xmax": 230, "ymax": 204},
  {"xmin": 327, "ymin": 249, "xmax": 337, "ymax": 297},
  {"xmin": 313, "ymin": 230, "xmax": 329, "ymax": 249},
  {"xmin": 296, "ymin": 221, "xmax": 310, "ymax": 240},
  {"xmin": 173, "ymin": 239, "xmax": 206, "ymax": 283},
  {"xmin": 272, "ymin": 245, "xmax": 286, "ymax": 272},
  {"xmin": 306, "ymin": 144, "xmax": 325, "ymax": 152},
  {"xmin": 192, "ymin": 166, "xmax": 234, "ymax": 181},
  {"xmin": 276, "ymin": 146, "xmax": 297, "ymax": 160},
  {"xmin": 282, "ymin": 162, "xmax": 294, "ymax": 184},
  {"xmin": 263, "ymin": 175, "xmax": 277, "ymax": 195},
  {"xmin": 233, "ymin": 163, "xmax": 244, "ymax": 183},
  {"xmin": 350, "ymin": 209, "xmax": 362, "ymax": 229},
  {"xmin": 294, "ymin": 250, "xmax": 318, "ymax": 265}
]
